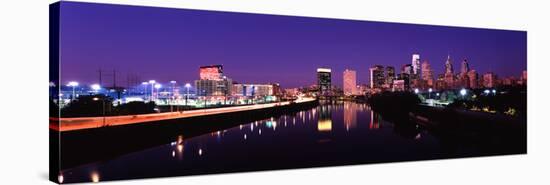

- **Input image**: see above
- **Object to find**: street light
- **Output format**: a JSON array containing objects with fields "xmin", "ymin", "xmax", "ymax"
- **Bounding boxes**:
[
  {"xmin": 67, "ymin": 81, "xmax": 79, "ymax": 101},
  {"xmin": 492, "ymin": 89, "xmax": 497, "ymax": 95},
  {"xmin": 148, "ymin": 80, "xmax": 156, "ymax": 101},
  {"xmin": 170, "ymin": 81, "xmax": 176, "ymax": 112},
  {"xmin": 428, "ymin": 88, "xmax": 433, "ymax": 99},
  {"xmin": 460, "ymin": 88, "xmax": 467, "ymax": 99},
  {"xmin": 91, "ymin": 84, "xmax": 101, "ymax": 94},
  {"xmin": 414, "ymin": 88, "xmax": 419, "ymax": 94},
  {"xmin": 185, "ymin": 83, "xmax": 191, "ymax": 109},
  {"xmin": 154, "ymin": 84, "xmax": 162, "ymax": 101}
]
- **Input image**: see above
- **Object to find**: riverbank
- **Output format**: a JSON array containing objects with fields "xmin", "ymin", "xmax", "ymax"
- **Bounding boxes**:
[{"xmin": 50, "ymin": 97, "xmax": 319, "ymax": 177}]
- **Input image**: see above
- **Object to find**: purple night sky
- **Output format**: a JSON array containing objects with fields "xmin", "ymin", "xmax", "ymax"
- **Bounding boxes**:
[{"xmin": 59, "ymin": 1, "xmax": 526, "ymax": 89}]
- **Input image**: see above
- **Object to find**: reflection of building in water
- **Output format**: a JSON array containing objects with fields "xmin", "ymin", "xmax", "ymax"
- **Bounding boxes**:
[
  {"xmin": 369, "ymin": 111, "xmax": 380, "ymax": 129},
  {"xmin": 317, "ymin": 105, "xmax": 332, "ymax": 132},
  {"xmin": 343, "ymin": 102, "xmax": 357, "ymax": 130}
]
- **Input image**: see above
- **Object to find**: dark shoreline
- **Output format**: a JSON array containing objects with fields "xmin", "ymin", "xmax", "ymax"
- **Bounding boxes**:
[{"xmin": 50, "ymin": 99, "xmax": 318, "ymax": 182}]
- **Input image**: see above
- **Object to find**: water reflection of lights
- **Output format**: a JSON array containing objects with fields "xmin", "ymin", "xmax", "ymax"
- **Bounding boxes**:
[
  {"xmin": 172, "ymin": 151, "xmax": 176, "ymax": 157},
  {"xmin": 177, "ymin": 144, "xmax": 184, "ymax": 153},
  {"xmin": 244, "ymin": 134, "xmax": 247, "ymax": 140},
  {"xmin": 90, "ymin": 171, "xmax": 100, "ymax": 183},
  {"xmin": 258, "ymin": 129, "xmax": 262, "ymax": 135},
  {"xmin": 415, "ymin": 133, "xmax": 422, "ymax": 140},
  {"xmin": 318, "ymin": 119, "xmax": 332, "ymax": 132},
  {"xmin": 58, "ymin": 174, "xmax": 64, "ymax": 183},
  {"xmin": 198, "ymin": 149, "xmax": 203, "ymax": 156},
  {"xmin": 250, "ymin": 124, "xmax": 254, "ymax": 131}
]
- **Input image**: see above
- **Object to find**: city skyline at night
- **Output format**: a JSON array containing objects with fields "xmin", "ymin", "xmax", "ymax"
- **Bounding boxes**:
[{"xmin": 59, "ymin": 2, "xmax": 526, "ymax": 89}]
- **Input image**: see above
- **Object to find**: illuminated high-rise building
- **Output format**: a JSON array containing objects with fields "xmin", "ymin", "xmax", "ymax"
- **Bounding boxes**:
[
  {"xmin": 421, "ymin": 60, "xmax": 434, "ymax": 86},
  {"xmin": 199, "ymin": 65, "xmax": 224, "ymax": 81},
  {"xmin": 444, "ymin": 55, "xmax": 455, "ymax": 88},
  {"xmin": 412, "ymin": 53, "xmax": 420, "ymax": 75},
  {"xmin": 467, "ymin": 70, "xmax": 478, "ymax": 89},
  {"xmin": 317, "ymin": 68, "xmax": 332, "ymax": 95},
  {"xmin": 343, "ymin": 69, "xmax": 357, "ymax": 96},
  {"xmin": 483, "ymin": 72, "xmax": 497, "ymax": 88},
  {"xmin": 445, "ymin": 54, "xmax": 454, "ymax": 74},
  {"xmin": 461, "ymin": 59, "xmax": 470, "ymax": 75},
  {"xmin": 196, "ymin": 65, "xmax": 232, "ymax": 96},
  {"xmin": 385, "ymin": 66, "xmax": 395, "ymax": 86},
  {"xmin": 369, "ymin": 65, "xmax": 385, "ymax": 89}
]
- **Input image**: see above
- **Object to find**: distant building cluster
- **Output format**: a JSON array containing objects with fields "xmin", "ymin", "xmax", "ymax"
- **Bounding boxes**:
[
  {"xmin": 370, "ymin": 53, "xmax": 527, "ymax": 93},
  {"xmin": 196, "ymin": 65, "xmax": 281, "ymax": 98},
  {"xmin": 308, "ymin": 53, "xmax": 526, "ymax": 97}
]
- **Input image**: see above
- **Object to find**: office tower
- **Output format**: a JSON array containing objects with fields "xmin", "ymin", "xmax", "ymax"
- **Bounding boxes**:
[
  {"xmin": 343, "ymin": 69, "xmax": 357, "ymax": 96},
  {"xmin": 385, "ymin": 66, "xmax": 395, "ymax": 86},
  {"xmin": 467, "ymin": 70, "xmax": 478, "ymax": 89},
  {"xmin": 421, "ymin": 60, "xmax": 434, "ymax": 86},
  {"xmin": 444, "ymin": 55, "xmax": 455, "ymax": 88},
  {"xmin": 317, "ymin": 68, "xmax": 332, "ymax": 95},
  {"xmin": 369, "ymin": 65, "xmax": 385, "ymax": 89},
  {"xmin": 412, "ymin": 53, "xmax": 420, "ymax": 75},
  {"xmin": 199, "ymin": 65, "xmax": 224, "ymax": 80},
  {"xmin": 195, "ymin": 65, "xmax": 232, "ymax": 96},
  {"xmin": 461, "ymin": 59, "xmax": 470, "ymax": 75},
  {"xmin": 483, "ymin": 72, "xmax": 498, "ymax": 88}
]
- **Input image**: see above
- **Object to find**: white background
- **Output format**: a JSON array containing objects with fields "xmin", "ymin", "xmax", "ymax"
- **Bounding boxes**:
[{"xmin": 0, "ymin": 0, "xmax": 549, "ymax": 184}]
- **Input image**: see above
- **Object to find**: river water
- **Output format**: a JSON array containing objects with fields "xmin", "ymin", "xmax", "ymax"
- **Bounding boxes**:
[{"xmin": 58, "ymin": 101, "xmax": 510, "ymax": 183}]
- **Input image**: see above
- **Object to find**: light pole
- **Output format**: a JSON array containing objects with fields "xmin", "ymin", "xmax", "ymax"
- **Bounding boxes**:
[
  {"xmin": 428, "ymin": 88, "xmax": 433, "ymax": 99},
  {"xmin": 91, "ymin": 84, "xmax": 105, "ymax": 127},
  {"xmin": 170, "ymin": 81, "xmax": 176, "ymax": 112},
  {"xmin": 185, "ymin": 83, "xmax": 191, "ymax": 109},
  {"xmin": 202, "ymin": 90, "xmax": 207, "ymax": 108},
  {"xmin": 67, "ymin": 81, "xmax": 79, "ymax": 101},
  {"xmin": 141, "ymin": 82, "xmax": 149, "ymax": 100},
  {"xmin": 148, "ymin": 80, "xmax": 156, "ymax": 101},
  {"xmin": 154, "ymin": 83, "xmax": 162, "ymax": 104}
]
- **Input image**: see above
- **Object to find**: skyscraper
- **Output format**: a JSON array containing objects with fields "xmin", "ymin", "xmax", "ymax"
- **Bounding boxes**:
[
  {"xmin": 369, "ymin": 65, "xmax": 385, "ymax": 89},
  {"xmin": 195, "ymin": 65, "xmax": 232, "ymax": 96},
  {"xmin": 467, "ymin": 70, "xmax": 478, "ymax": 89},
  {"xmin": 483, "ymin": 72, "xmax": 497, "ymax": 88},
  {"xmin": 421, "ymin": 60, "xmax": 434, "ymax": 86},
  {"xmin": 444, "ymin": 55, "xmax": 455, "ymax": 88},
  {"xmin": 343, "ymin": 69, "xmax": 357, "ymax": 96},
  {"xmin": 385, "ymin": 66, "xmax": 395, "ymax": 86},
  {"xmin": 412, "ymin": 53, "xmax": 420, "ymax": 75},
  {"xmin": 445, "ymin": 54, "xmax": 454, "ymax": 74},
  {"xmin": 461, "ymin": 59, "xmax": 470, "ymax": 75},
  {"xmin": 317, "ymin": 68, "xmax": 332, "ymax": 95}
]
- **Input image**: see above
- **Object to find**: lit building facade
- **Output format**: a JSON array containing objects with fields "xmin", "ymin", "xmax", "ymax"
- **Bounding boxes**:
[
  {"xmin": 317, "ymin": 68, "xmax": 332, "ymax": 95},
  {"xmin": 195, "ymin": 65, "xmax": 232, "ymax": 96},
  {"xmin": 232, "ymin": 84, "xmax": 274, "ymax": 97},
  {"xmin": 343, "ymin": 69, "xmax": 357, "ymax": 96},
  {"xmin": 483, "ymin": 72, "xmax": 498, "ymax": 88},
  {"xmin": 369, "ymin": 65, "xmax": 385, "ymax": 89},
  {"xmin": 385, "ymin": 66, "xmax": 395, "ymax": 87},
  {"xmin": 421, "ymin": 60, "xmax": 434, "ymax": 87},
  {"xmin": 199, "ymin": 65, "xmax": 223, "ymax": 80},
  {"xmin": 412, "ymin": 53, "xmax": 420, "ymax": 75}
]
